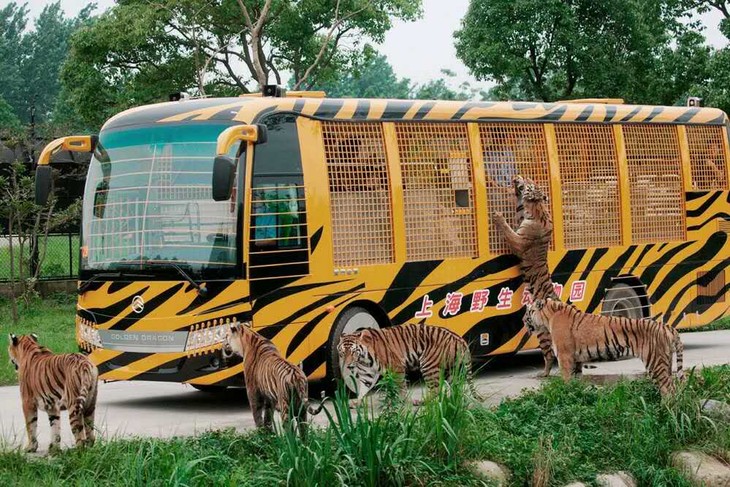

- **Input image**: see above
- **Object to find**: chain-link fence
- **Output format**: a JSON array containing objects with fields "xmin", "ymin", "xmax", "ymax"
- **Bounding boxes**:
[{"xmin": 0, "ymin": 232, "xmax": 80, "ymax": 281}]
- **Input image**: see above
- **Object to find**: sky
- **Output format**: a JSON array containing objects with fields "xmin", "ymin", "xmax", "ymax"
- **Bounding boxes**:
[{"xmin": 23, "ymin": 0, "xmax": 730, "ymax": 92}]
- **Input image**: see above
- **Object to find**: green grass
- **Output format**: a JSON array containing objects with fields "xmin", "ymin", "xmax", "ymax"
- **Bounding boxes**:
[
  {"xmin": 0, "ymin": 296, "xmax": 77, "ymax": 386},
  {"xmin": 0, "ymin": 364, "xmax": 728, "ymax": 486},
  {"xmin": 0, "ymin": 234, "xmax": 80, "ymax": 281},
  {"xmin": 682, "ymin": 316, "xmax": 730, "ymax": 333}
]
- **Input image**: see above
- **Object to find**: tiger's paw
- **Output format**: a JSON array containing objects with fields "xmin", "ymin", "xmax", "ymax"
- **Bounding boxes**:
[
  {"xmin": 24, "ymin": 442, "xmax": 38, "ymax": 454},
  {"xmin": 47, "ymin": 443, "xmax": 61, "ymax": 455},
  {"xmin": 348, "ymin": 399, "xmax": 360, "ymax": 409}
]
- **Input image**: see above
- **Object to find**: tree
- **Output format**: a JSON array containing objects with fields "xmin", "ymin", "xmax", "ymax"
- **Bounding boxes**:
[
  {"xmin": 412, "ymin": 69, "xmax": 487, "ymax": 101},
  {"xmin": 0, "ymin": 160, "xmax": 80, "ymax": 323},
  {"xmin": 454, "ymin": 0, "xmax": 707, "ymax": 104},
  {"xmin": 682, "ymin": 1, "xmax": 730, "ymax": 113},
  {"xmin": 0, "ymin": 2, "xmax": 92, "ymax": 124},
  {"xmin": 60, "ymin": 0, "xmax": 422, "ymax": 129},
  {"xmin": 0, "ymin": 96, "xmax": 22, "ymax": 138},
  {"xmin": 0, "ymin": 3, "xmax": 27, "ymax": 120},
  {"xmin": 309, "ymin": 47, "xmax": 411, "ymax": 98}
]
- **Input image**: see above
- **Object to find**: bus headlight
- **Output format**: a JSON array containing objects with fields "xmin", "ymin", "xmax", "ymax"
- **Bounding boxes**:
[
  {"xmin": 185, "ymin": 324, "xmax": 228, "ymax": 351},
  {"xmin": 78, "ymin": 322, "xmax": 102, "ymax": 348}
]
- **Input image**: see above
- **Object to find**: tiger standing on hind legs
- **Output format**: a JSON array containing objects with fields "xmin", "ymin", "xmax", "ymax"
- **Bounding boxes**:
[
  {"xmin": 8, "ymin": 334, "xmax": 98, "ymax": 453},
  {"xmin": 525, "ymin": 298, "xmax": 685, "ymax": 396},
  {"xmin": 492, "ymin": 175, "xmax": 580, "ymax": 377}
]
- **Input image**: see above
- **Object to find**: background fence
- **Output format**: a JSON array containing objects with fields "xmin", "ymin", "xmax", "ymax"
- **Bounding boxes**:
[{"xmin": 0, "ymin": 232, "xmax": 80, "ymax": 282}]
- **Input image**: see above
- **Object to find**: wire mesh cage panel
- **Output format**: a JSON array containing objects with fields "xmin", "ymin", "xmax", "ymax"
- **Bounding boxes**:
[
  {"xmin": 623, "ymin": 125, "xmax": 686, "ymax": 244},
  {"xmin": 322, "ymin": 122, "xmax": 394, "ymax": 267},
  {"xmin": 394, "ymin": 123, "xmax": 478, "ymax": 262},
  {"xmin": 686, "ymin": 125, "xmax": 729, "ymax": 191},
  {"xmin": 479, "ymin": 123, "xmax": 553, "ymax": 254},
  {"xmin": 554, "ymin": 124, "xmax": 622, "ymax": 249}
]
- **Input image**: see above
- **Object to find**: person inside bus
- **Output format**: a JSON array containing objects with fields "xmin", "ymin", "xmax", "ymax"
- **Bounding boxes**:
[
  {"xmin": 484, "ymin": 130, "xmax": 518, "ymax": 187},
  {"xmin": 695, "ymin": 141, "xmax": 726, "ymax": 190}
]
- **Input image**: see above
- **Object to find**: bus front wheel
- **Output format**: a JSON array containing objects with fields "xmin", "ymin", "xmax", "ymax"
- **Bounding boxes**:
[
  {"xmin": 326, "ymin": 306, "xmax": 382, "ymax": 393},
  {"xmin": 601, "ymin": 282, "xmax": 646, "ymax": 320}
]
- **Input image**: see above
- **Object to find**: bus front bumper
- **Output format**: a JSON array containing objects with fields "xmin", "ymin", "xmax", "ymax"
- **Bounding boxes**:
[{"xmin": 86, "ymin": 346, "xmax": 244, "ymax": 387}]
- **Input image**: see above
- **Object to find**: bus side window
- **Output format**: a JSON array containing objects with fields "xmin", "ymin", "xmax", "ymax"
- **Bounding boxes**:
[{"xmin": 248, "ymin": 113, "xmax": 310, "ymax": 284}]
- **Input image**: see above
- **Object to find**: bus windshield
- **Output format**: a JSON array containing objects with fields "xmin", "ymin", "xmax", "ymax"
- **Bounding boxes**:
[{"xmin": 81, "ymin": 124, "xmax": 239, "ymax": 279}]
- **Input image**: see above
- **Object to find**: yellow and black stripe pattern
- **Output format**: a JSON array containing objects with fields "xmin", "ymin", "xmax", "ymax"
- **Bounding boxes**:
[{"xmin": 78, "ymin": 96, "xmax": 730, "ymax": 386}]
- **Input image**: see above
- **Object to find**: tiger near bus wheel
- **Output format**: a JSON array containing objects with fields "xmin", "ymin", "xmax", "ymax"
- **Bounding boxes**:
[
  {"xmin": 601, "ymin": 283, "xmax": 646, "ymax": 320},
  {"xmin": 326, "ymin": 306, "xmax": 382, "ymax": 394}
]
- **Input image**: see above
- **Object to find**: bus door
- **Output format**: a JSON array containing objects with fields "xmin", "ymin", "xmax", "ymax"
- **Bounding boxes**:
[{"xmin": 246, "ymin": 113, "xmax": 312, "ymax": 314}]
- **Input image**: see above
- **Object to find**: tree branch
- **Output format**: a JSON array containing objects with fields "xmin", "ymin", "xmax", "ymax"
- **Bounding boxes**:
[
  {"xmin": 237, "ymin": 0, "xmax": 273, "ymax": 89},
  {"xmin": 292, "ymin": 0, "xmax": 370, "ymax": 89}
]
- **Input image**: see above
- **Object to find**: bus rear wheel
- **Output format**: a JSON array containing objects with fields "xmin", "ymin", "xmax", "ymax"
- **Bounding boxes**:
[
  {"xmin": 601, "ymin": 282, "xmax": 646, "ymax": 320},
  {"xmin": 326, "ymin": 306, "xmax": 382, "ymax": 394}
]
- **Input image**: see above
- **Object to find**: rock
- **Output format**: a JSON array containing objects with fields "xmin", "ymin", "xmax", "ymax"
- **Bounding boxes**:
[
  {"xmin": 468, "ymin": 460, "xmax": 510, "ymax": 486},
  {"xmin": 701, "ymin": 399, "xmax": 730, "ymax": 422},
  {"xmin": 595, "ymin": 471, "xmax": 637, "ymax": 487},
  {"xmin": 671, "ymin": 451, "xmax": 730, "ymax": 487}
]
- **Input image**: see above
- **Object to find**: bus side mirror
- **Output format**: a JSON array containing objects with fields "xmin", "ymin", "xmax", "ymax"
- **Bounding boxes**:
[
  {"xmin": 35, "ymin": 165, "xmax": 52, "ymax": 206},
  {"xmin": 212, "ymin": 155, "xmax": 237, "ymax": 201}
]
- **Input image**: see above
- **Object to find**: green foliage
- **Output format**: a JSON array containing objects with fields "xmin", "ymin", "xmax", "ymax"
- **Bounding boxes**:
[
  {"xmin": 455, "ymin": 0, "xmax": 709, "ymax": 104},
  {"xmin": 0, "ymin": 311, "xmax": 728, "ymax": 487},
  {"xmin": 60, "ymin": 0, "xmax": 423, "ymax": 129},
  {"xmin": 0, "ymin": 298, "xmax": 77, "ymax": 385},
  {"xmin": 310, "ymin": 47, "xmax": 412, "ymax": 98},
  {"xmin": 0, "ymin": 2, "xmax": 92, "ymax": 124}
]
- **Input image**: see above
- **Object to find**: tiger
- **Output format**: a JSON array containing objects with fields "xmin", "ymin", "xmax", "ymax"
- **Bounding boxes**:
[
  {"xmin": 524, "ymin": 298, "xmax": 684, "ymax": 396},
  {"xmin": 493, "ymin": 175, "xmax": 565, "ymax": 377},
  {"xmin": 222, "ymin": 323, "xmax": 324, "ymax": 435},
  {"xmin": 337, "ymin": 323, "xmax": 481, "ymax": 405},
  {"xmin": 8, "ymin": 334, "xmax": 98, "ymax": 453}
]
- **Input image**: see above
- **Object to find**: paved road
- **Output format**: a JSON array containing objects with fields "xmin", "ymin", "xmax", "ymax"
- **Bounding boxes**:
[{"xmin": 1, "ymin": 330, "xmax": 728, "ymax": 452}]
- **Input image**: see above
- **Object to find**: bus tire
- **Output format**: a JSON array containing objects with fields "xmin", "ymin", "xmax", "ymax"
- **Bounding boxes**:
[
  {"xmin": 326, "ymin": 305, "xmax": 381, "ymax": 393},
  {"xmin": 601, "ymin": 282, "xmax": 645, "ymax": 320}
]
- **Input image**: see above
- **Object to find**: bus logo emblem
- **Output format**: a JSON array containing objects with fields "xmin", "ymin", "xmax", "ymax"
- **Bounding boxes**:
[{"xmin": 131, "ymin": 296, "xmax": 145, "ymax": 314}]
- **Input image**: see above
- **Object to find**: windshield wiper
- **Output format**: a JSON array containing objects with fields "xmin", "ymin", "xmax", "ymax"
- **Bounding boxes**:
[
  {"xmin": 78, "ymin": 272, "xmax": 152, "ymax": 295},
  {"xmin": 146, "ymin": 262, "xmax": 208, "ymax": 297}
]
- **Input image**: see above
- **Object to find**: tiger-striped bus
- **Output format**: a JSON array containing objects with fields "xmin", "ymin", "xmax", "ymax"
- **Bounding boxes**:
[{"xmin": 36, "ymin": 89, "xmax": 730, "ymax": 390}]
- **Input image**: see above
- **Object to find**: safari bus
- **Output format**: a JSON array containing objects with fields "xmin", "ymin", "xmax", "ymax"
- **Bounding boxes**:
[{"xmin": 36, "ymin": 88, "xmax": 730, "ymax": 390}]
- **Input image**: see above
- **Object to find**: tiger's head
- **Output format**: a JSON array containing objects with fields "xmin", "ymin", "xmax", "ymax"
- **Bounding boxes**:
[
  {"xmin": 7, "ymin": 334, "xmax": 39, "ymax": 371},
  {"xmin": 514, "ymin": 175, "xmax": 548, "ymax": 204},
  {"xmin": 337, "ymin": 332, "xmax": 369, "ymax": 374},
  {"xmin": 222, "ymin": 322, "xmax": 253, "ymax": 361}
]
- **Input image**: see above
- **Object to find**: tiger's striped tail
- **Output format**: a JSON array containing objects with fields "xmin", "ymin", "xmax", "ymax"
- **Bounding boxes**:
[
  {"xmin": 307, "ymin": 390, "xmax": 328, "ymax": 416},
  {"xmin": 674, "ymin": 330, "xmax": 684, "ymax": 382}
]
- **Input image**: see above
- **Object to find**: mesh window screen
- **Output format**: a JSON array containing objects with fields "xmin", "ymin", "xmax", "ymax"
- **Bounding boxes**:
[
  {"xmin": 554, "ymin": 124, "xmax": 622, "ymax": 249},
  {"xmin": 322, "ymin": 122, "xmax": 394, "ymax": 266},
  {"xmin": 623, "ymin": 125, "xmax": 686, "ymax": 244},
  {"xmin": 686, "ymin": 125, "xmax": 728, "ymax": 191},
  {"xmin": 395, "ymin": 123, "xmax": 478, "ymax": 262},
  {"xmin": 479, "ymin": 123, "xmax": 553, "ymax": 254}
]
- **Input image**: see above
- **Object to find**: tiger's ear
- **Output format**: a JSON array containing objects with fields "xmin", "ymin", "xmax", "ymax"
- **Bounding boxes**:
[
  {"xmin": 9, "ymin": 334, "xmax": 18, "ymax": 346},
  {"xmin": 30, "ymin": 333, "xmax": 38, "ymax": 342}
]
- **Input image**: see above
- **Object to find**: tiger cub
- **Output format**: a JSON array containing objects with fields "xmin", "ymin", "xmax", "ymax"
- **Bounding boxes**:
[
  {"xmin": 223, "ymin": 323, "xmax": 323, "ymax": 434},
  {"xmin": 337, "ymin": 323, "xmax": 481, "ymax": 405},
  {"xmin": 493, "ymin": 175, "xmax": 563, "ymax": 377},
  {"xmin": 8, "ymin": 334, "xmax": 98, "ymax": 453},
  {"xmin": 525, "ymin": 298, "xmax": 684, "ymax": 396}
]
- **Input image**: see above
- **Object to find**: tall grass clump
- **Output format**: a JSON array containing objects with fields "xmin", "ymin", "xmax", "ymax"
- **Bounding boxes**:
[{"xmin": 417, "ymin": 358, "xmax": 477, "ymax": 469}]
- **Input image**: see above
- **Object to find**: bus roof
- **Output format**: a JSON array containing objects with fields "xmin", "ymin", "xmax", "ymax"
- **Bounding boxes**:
[{"xmin": 102, "ymin": 97, "xmax": 729, "ymax": 132}]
